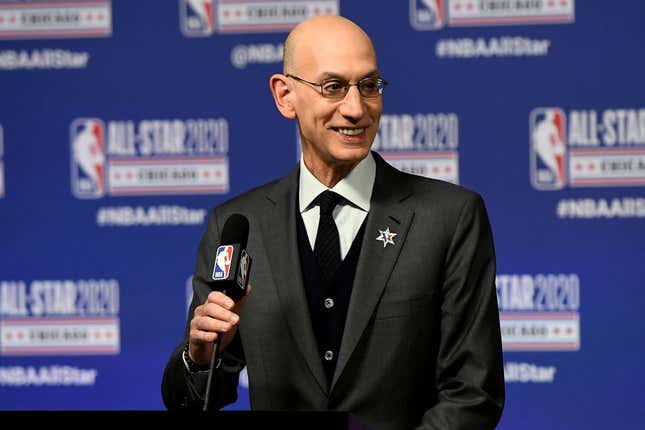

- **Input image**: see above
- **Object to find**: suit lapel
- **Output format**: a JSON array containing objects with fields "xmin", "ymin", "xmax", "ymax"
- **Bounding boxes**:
[
  {"xmin": 259, "ymin": 165, "xmax": 329, "ymax": 395},
  {"xmin": 332, "ymin": 154, "xmax": 414, "ymax": 390}
]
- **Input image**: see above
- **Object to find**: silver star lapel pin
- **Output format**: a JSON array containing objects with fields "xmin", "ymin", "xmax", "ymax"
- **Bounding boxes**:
[{"xmin": 376, "ymin": 227, "xmax": 397, "ymax": 248}]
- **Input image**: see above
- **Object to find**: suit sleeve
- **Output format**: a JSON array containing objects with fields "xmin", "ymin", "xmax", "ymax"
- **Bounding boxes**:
[
  {"xmin": 417, "ymin": 193, "xmax": 505, "ymax": 429},
  {"xmin": 161, "ymin": 207, "xmax": 246, "ymax": 410}
]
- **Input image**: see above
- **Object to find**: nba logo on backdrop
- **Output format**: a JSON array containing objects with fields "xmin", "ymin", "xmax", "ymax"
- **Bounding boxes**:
[
  {"xmin": 530, "ymin": 108, "xmax": 567, "ymax": 190},
  {"xmin": 410, "ymin": 0, "xmax": 574, "ymax": 30},
  {"xmin": 180, "ymin": 0, "xmax": 214, "ymax": 36},
  {"xmin": 213, "ymin": 245, "xmax": 233, "ymax": 280},
  {"xmin": 410, "ymin": 0, "xmax": 445, "ymax": 30},
  {"xmin": 180, "ymin": 0, "xmax": 339, "ymax": 35},
  {"xmin": 70, "ymin": 118, "xmax": 106, "ymax": 199},
  {"xmin": 70, "ymin": 116, "xmax": 229, "ymax": 198}
]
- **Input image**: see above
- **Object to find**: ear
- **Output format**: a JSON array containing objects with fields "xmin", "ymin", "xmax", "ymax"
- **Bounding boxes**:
[{"xmin": 269, "ymin": 74, "xmax": 296, "ymax": 119}]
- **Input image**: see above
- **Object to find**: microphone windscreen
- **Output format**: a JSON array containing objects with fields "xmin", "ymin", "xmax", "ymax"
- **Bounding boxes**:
[{"xmin": 220, "ymin": 213, "xmax": 249, "ymax": 248}]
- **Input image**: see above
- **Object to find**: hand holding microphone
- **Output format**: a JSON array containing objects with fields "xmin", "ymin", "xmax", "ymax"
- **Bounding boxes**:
[
  {"xmin": 185, "ymin": 213, "xmax": 253, "ymax": 411},
  {"xmin": 187, "ymin": 284, "xmax": 252, "ymax": 369}
]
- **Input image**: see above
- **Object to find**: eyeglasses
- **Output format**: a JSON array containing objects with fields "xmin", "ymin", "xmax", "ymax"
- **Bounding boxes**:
[{"xmin": 286, "ymin": 74, "xmax": 388, "ymax": 99}]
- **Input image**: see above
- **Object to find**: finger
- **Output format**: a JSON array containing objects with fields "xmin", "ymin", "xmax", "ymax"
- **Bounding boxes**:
[
  {"xmin": 194, "ymin": 314, "xmax": 238, "ymax": 334},
  {"xmin": 189, "ymin": 327, "xmax": 218, "ymax": 344},
  {"xmin": 203, "ymin": 302, "xmax": 240, "ymax": 324},
  {"xmin": 206, "ymin": 291, "xmax": 235, "ymax": 309}
]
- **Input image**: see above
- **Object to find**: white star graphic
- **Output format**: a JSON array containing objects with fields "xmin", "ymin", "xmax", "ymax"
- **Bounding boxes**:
[{"xmin": 376, "ymin": 227, "xmax": 397, "ymax": 248}]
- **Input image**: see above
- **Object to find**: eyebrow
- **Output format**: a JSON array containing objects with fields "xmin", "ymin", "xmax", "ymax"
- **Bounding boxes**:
[{"xmin": 317, "ymin": 69, "xmax": 381, "ymax": 81}]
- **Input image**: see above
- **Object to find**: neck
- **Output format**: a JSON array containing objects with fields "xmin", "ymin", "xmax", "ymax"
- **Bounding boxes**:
[{"xmin": 302, "ymin": 154, "xmax": 360, "ymax": 188}]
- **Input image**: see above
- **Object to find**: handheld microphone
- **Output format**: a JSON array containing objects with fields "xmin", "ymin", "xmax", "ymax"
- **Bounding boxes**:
[
  {"xmin": 203, "ymin": 213, "xmax": 252, "ymax": 412},
  {"xmin": 209, "ymin": 213, "xmax": 252, "ymax": 301}
]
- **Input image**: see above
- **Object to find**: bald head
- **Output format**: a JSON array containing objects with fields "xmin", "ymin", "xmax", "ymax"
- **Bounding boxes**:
[{"xmin": 283, "ymin": 15, "xmax": 376, "ymax": 75}]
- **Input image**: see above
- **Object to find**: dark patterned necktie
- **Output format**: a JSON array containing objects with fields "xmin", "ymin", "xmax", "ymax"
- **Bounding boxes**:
[{"xmin": 314, "ymin": 190, "xmax": 343, "ymax": 281}]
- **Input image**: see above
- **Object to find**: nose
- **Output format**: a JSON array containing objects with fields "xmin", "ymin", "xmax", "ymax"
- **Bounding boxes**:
[{"xmin": 337, "ymin": 85, "xmax": 365, "ymax": 120}]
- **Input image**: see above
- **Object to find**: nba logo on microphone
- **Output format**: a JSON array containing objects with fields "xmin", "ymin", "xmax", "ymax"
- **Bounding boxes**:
[
  {"xmin": 530, "ymin": 108, "xmax": 567, "ymax": 190},
  {"xmin": 71, "ymin": 118, "xmax": 106, "ymax": 199},
  {"xmin": 410, "ymin": 0, "xmax": 445, "ymax": 30},
  {"xmin": 236, "ymin": 249, "xmax": 251, "ymax": 290},
  {"xmin": 180, "ymin": 0, "xmax": 215, "ymax": 37},
  {"xmin": 213, "ymin": 245, "xmax": 234, "ymax": 280}
]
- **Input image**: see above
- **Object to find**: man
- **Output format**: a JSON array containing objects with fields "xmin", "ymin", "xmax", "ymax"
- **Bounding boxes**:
[{"xmin": 162, "ymin": 15, "xmax": 505, "ymax": 430}]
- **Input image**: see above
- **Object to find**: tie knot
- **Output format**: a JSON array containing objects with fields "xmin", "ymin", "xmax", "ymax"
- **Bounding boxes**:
[{"xmin": 316, "ymin": 190, "xmax": 342, "ymax": 215}]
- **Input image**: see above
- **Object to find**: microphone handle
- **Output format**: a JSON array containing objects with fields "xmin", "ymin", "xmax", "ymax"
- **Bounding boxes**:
[
  {"xmin": 202, "ymin": 331, "xmax": 222, "ymax": 412},
  {"xmin": 203, "ymin": 285, "xmax": 231, "ymax": 411}
]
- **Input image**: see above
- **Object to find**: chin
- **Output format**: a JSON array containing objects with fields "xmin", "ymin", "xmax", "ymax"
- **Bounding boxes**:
[{"xmin": 330, "ymin": 146, "xmax": 370, "ymax": 165}]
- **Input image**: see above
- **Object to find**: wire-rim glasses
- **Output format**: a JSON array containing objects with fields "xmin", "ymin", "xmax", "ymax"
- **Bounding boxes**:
[{"xmin": 286, "ymin": 74, "xmax": 388, "ymax": 99}]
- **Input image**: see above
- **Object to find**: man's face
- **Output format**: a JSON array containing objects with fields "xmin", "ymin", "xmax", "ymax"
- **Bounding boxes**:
[{"xmin": 289, "ymin": 29, "xmax": 383, "ymax": 172}]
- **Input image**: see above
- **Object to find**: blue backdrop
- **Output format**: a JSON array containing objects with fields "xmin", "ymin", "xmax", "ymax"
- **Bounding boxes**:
[{"xmin": 1, "ymin": 1, "xmax": 644, "ymax": 428}]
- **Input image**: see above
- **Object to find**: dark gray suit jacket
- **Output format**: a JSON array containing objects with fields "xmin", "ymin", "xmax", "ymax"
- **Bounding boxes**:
[{"xmin": 162, "ymin": 152, "xmax": 505, "ymax": 430}]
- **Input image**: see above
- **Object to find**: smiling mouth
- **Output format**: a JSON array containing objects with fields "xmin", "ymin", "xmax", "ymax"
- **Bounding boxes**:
[{"xmin": 335, "ymin": 127, "xmax": 365, "ymax": 136}]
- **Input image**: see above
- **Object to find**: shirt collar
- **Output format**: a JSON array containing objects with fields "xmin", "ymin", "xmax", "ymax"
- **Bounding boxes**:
[{"xmin": 299, "ymin": 152, "xmax": 376, "ymax": 213}]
